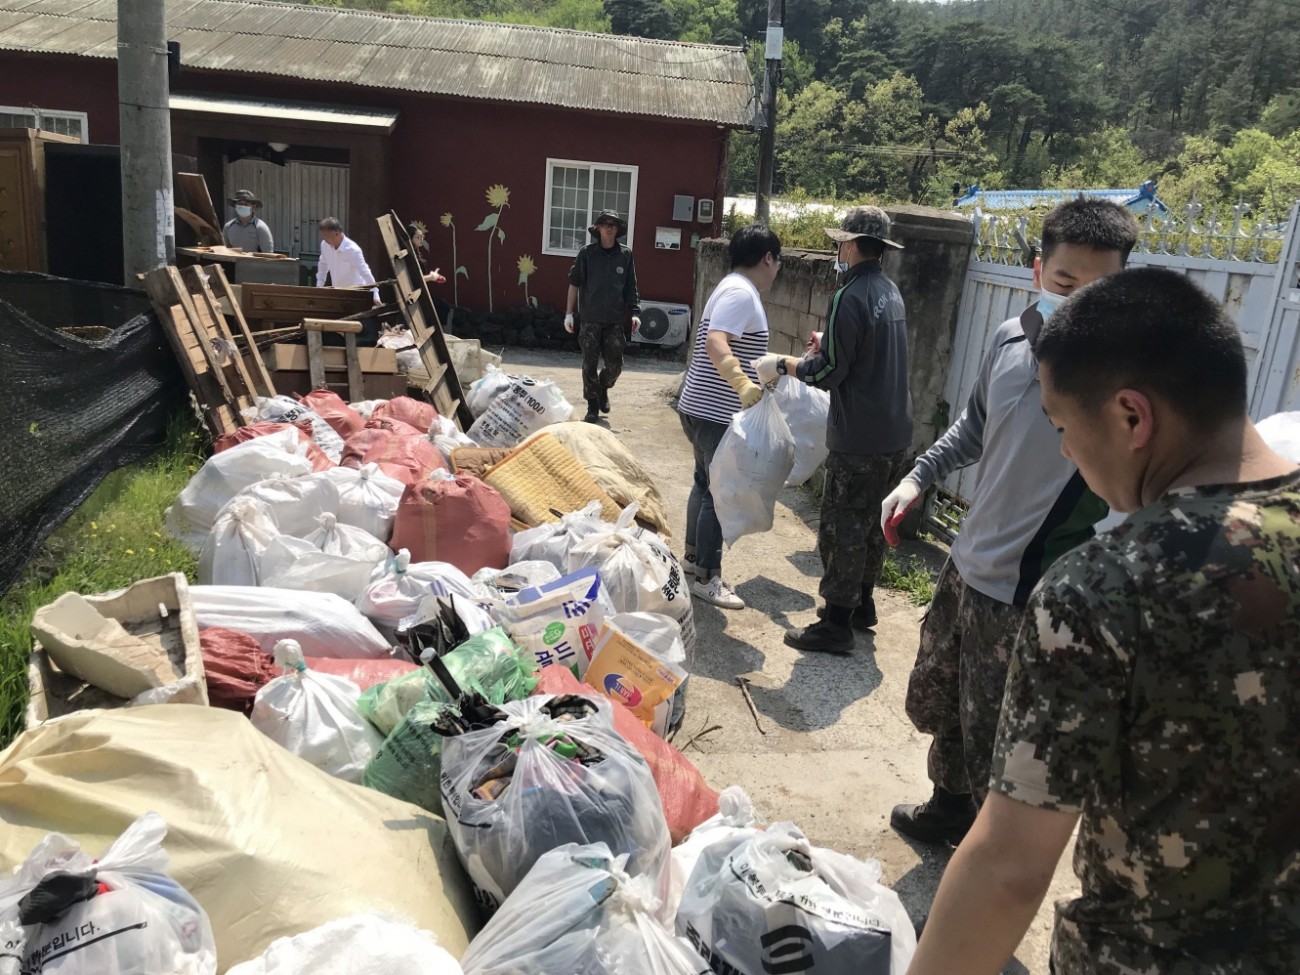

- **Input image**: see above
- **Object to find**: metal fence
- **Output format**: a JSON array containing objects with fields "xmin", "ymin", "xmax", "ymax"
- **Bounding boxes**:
[{"xmin": 930, "ymin": 201, "xmax": 1300, "ymax": 538}]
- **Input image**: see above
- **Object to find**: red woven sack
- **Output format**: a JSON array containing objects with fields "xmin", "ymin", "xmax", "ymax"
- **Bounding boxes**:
[
  {"xmin": 212, "ymin": 421, "xmax": 333, "ymax": 472},
  {"xmin": 372, "ymin": 396, "xmax": 437, "ymax": 434},
  {"xmin": 200, "ymin": 626, "xmax": 278, "ymax": 714},
  {"xmin": 299, "ymin": 389, "xmax": 365, "ymax": 438},
  {"xmin": 305, "ymin": 656, "xmax": 419, "ymax": 690},
  {"xmin": 388, "ymin": 474, "xmax": 511, "ymax": 576},
  {"xmin": 340, "ymin": 419, "xmax": 445, "ymax": 484},
  {"xmin": 533, "ymin": 665, "xmax": 719, "ymax": 844}
]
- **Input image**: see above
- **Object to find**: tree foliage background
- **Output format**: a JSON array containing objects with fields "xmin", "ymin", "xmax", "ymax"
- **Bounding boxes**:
[{"xmin": 297, "ymin": 0, "xmax": 1300, "ymax": 220}]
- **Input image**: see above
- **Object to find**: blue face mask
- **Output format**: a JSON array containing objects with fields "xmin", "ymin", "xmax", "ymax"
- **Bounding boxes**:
[
  {"xmin": 1038, "ymin": 284, "xmax": 1069, "ymax": 321},
  {"xmin": 833, "ymin": 243, "xmax": 849, "ymax": 274},
  {"xmin": 235, "ymin": 205, "xmax": 253, "ymax": 218}
]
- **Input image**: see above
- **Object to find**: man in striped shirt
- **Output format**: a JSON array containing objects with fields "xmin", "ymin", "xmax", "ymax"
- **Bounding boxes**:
[
  {"xmin": 757, "ymin": 206, "xmax": 912, "ymax": 654},
  {"xmin": 677, "ymin": 225, "xmax": 783, "ymax": 610}
]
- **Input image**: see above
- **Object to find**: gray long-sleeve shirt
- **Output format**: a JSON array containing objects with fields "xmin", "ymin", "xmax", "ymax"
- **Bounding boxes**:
[
  {"xmin": 906, "ymin": 305, "xmax": 1107, "ymax": 607},
  {"xmin": 222, "ymin": 217, "xmax": 274, "ymax": 253}
]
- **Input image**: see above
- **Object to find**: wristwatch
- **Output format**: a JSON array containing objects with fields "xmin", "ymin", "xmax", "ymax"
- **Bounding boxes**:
[{"xmin": 777, "ymin": 358, "xmax": 789, "ymax": 376}]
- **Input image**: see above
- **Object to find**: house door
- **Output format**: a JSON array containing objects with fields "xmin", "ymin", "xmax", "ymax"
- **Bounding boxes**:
[{"xmin": 222, "ymin": 157, "xmax": 349, "ymax": 260}]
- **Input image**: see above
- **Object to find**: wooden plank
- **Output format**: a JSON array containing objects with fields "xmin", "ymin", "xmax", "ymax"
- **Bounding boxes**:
[
  {"xmin": 375, "ymin": 212, "xmax": 475, "ymax": 431},
  {"xmin": 180, "ymin": 264, "xmax": 260, "ymax": 407},
  {"xmin": 306, "ymin": 329, "xmax": 326, "ymax": 390},
  {"xmin": 159, "ymin": 267, "xmax": 238, "ymax": 406},
  {"xmin": 345, "ymin": 333, "xmax": 364, "ymax": 402},
  {"xmin": 177, "ymin": 172, "xmax": 222, "ymax": 233},
  {"xmin": 210, "ymin": 263, "xmax": 275, "ymax": 397},
  {"xmin": 303, "ymin": 318, "xmax": 363, "ymax": 334},
  {"xmin": 240, "ymin": 282, "xmax": 373, "ymax": 323}
]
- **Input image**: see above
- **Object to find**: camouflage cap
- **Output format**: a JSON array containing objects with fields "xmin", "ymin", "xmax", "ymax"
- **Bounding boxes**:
[
  {"xmin": 229, "ymin": 188, "xmax": 262, "ymax": 206},
  {"xmin": 824, "ymin": 205, "xmax": 903, "ymax": 249}
]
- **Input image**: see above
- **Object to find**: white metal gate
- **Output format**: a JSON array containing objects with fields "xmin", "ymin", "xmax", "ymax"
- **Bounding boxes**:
[
  {"xmin": 221, "ymin": 158, "xmax": 350, "ymax": 259},
  {"xmin": 934, "ymin": 202, "xmax": 1300, "ymax": 535}
]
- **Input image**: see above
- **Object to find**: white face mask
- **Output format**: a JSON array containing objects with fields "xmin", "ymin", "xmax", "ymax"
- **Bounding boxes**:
[
  {"xmin": 832, "ymin": 243, "xmax": 849, "ymax": 274},
  {"xmin": 1038, "ymin": 284, "xmax": 1070, "ymax": 321},
  {"xmin": 235, "ymin": 205, "xmax": 253, "ymax": 218}
]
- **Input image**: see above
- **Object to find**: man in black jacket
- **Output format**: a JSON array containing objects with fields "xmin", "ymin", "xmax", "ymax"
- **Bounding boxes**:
[
  {"xmin": 757, "ymin": 206, "xmax": 913, "ymax": 653},
  {"xmin": 565, "ymin": 210, "xmax": 642, "ymax": 422}
]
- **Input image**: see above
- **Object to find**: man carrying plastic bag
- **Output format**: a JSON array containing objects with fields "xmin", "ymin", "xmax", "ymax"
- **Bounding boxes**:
[
  {"xmin": 755, "ymin": 207, "xmax": 913, "ymax": 653},
  {"xmin": 0, "ymin": 813, "xmax": 217, "ymax": 975}
]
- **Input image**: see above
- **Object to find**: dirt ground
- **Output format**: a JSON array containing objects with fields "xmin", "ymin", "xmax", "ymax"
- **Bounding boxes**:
[{"xmin": 498, "ymin": 346, "xmax": 1080, "ymax": 973}]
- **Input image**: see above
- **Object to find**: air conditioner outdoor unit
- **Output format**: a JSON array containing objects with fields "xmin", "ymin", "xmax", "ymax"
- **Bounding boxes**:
[{"xmin": 632, "ymin": 301, "xmax": 691, "ymax": 349}]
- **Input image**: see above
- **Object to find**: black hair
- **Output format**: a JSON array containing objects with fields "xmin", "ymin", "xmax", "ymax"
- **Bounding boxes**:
[
  {"xmin": 1040, "ymin": 197, "xmax": 1140, "ymax": 265},
  {"xmin": 319, "ymin": 217, "xmax": 343, "ymax": 232},
  {"xmin": 1037, "ymin": 267, "xmax": 1247, "ymax": 432},
  {"xmin": 729, "ymin": 224, "xmax": 782, "ymax": 269},
  {"xmin": 855, "ymin": 237, "xmax": 886, "ymax": 259}
]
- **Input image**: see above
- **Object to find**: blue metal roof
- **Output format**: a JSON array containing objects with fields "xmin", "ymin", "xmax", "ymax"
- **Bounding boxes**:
[{"xmin": 955, "ymin": 180, "xmax": 1168, "ymax": 214}]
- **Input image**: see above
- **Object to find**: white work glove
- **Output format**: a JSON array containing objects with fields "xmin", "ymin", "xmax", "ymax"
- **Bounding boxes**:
[
  {"xmin": 881, "ymin": 478, "xmax": 923, "ymax": 546},
  {"xmin": 806, "ymin": 331, "xmax": 824, "ymax": 355},
  {"xmin": 564, "ymin": 312, "xmax": 575, "ymax": 334},
  {"xmin": 754, "ymin": 354, "xmax": 782, "ymax": 386},
  {"xmin": 631, "ymin": 315, "xmax": 641, "ymax": 334}
]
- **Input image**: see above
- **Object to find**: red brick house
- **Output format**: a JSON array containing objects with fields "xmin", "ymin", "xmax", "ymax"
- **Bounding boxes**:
[{"xmin": 0, "ymin": 0, "xmax": 754, "ymax": 316}]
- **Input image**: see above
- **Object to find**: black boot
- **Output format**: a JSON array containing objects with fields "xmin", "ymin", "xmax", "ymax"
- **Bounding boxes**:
[
  {"xmin": 890, "ymin": 787, "xmax": 977, "ymax": 845},
  {"xmin": 599, "ymin": 389, "xmax": 611, "ymax": 414},
  {"xmin": 785, "ymin": 604, "xmax": 855, "ymax": 653},
  {"xmin": 584, "ymin": 398, "xmax": 600, "ymax": 423},
  {"xmin": 817, "ymin": 597, "xmax": 878, "ymax": 631}
]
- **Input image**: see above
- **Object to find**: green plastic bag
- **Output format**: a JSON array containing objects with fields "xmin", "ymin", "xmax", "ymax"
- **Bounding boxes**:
[
  {"xmin": 360, "ymin": 628, "xmax": 539, "ymax": 813},
  {"xmin": 358, "ymin": 627, "xmax": 538, "ymax": 737}
]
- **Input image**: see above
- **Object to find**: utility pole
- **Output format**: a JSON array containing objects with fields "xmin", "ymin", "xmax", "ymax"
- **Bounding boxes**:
[
  {"xmin": 754, "ymin": 0, "xmax": 783, "ymax": 225},
  {"xmin": 118, "ymin": 0, "xmax": 174, "ymax": 282}
]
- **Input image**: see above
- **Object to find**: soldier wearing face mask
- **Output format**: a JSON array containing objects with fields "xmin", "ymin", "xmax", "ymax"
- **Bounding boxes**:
[
  {"xmin": 879, "ymin": 197, "xmax": 1141, "ymax": 848},
  {"xmin": 222, "ymin": 189, "xmax": 274, "ymax": 253}
]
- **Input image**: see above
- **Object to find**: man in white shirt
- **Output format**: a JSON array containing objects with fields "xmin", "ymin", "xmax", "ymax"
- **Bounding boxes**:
[{"xmin": 316, "ymin": 217, "xmax": 379, "ymax": 304}]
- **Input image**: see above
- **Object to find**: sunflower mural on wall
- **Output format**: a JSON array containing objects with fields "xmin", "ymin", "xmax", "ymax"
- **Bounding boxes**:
[
  {"xmin": 517, "ymin": 255, "xmax": 538, "ymax": 307},
  {"xmin": 476, "ymin": 184, "xmax": 511, "ymax": 312},
  {"xmin": 439, "ymin": 212, "xmax": 467, "ymax": 307}
]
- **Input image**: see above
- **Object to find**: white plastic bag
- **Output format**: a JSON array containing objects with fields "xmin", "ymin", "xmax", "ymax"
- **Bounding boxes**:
[
  {"xmin": 250, "ymin": 640, "xmax": 384, "ymax": 783},
  {"xmin": 709, "ymin": 393, "xmax": 795, "ymax": 546},
  {"xmin": 227, "ymin": 914, "xmax": 463, "ymax": 975},
  {"xmin": 676, "ymin": 822, "xmax": 917, "ymax": 975},
  {"xmin": 259, "ymin": 535, "xmax": 384, "ymax": 603},
  {"xmin": 509, "ymin": 502, "xmax": 607, "ymax": 570},
  {"xmin": 771, "ymin": 375, "xmax": 830, "ymax": 487},
  {"xmin": 198, "ymin": 495, "xmax": 280, "ymax": 586},
  {"xmin": 191, "ymin": 586, "xmax": 391, "ymax": 658},
  {"xmin": 355, "ymin": 550, "xmax": 480, "ymax": 642},
  {"xmin": 430, "ymin": 415, "xmax": 479, "ymax": 467},
  {"xmin": 567, "ymin": 506, "xmax": 696, "ymax": 660},
  {"xmin": 465, "ymin": 364, "xmax": 514, "ymax": 418},
  {"xmin": 230, "ymin": 474, "xmax": 342, "ymax": 538},
  {"xmin": 467, "ymin": 376, "xmax": 574, "ymax": 448},
  {"xmin": 305, "ymin": 463, "xmax": 405, "ymax": 541},
  {"xmin": 666, "ymin": 786, "xmax": 759, "ymax": 916},
  {"xmin": 498, "ymin": 568, "xmax": 610, "ymax": 678},
  {"xmin": 461, "ymin": 844, "xmax": 707, "ymax": 975},
  {"xmin": 0, "ymin": 812, "xmax": 216, "ymax": 975},
  {"xmin": 165, "ymin": 428, "xmax": 312, "ymax": 551},
  {"xmin": 440, "ymin": 695, "xmax": 672, "ymax": 914},
  {"xmin": 1257, "ymin": 410, "xmax": 1300, "ymax": 462},
  {"xmin": 349, "ymin": 399, "xmax": 388, "ymax": 419},
  {"xmin": 251, "ymin": 395, "xmax": 346, "ymax": 463}
]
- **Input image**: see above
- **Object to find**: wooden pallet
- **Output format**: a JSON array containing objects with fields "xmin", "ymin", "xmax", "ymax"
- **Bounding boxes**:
[
  {"xmin": 144, "ymin": 263, "xmax": 275, "ymax": 437},
  {"xmin": 376, "ymin": 212, "xmax": 475, "ymax": 431}
]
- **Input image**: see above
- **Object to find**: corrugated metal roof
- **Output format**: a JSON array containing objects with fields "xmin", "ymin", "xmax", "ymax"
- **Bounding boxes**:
[{"xmin": 0, "ymin": 0, "xmax": 756, "ymax": 126}]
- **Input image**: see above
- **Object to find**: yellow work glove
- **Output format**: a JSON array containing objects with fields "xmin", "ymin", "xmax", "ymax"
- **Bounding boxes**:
[{"xmin": 719, "ymin": 354, "xmax": 762, "ymax": 409}]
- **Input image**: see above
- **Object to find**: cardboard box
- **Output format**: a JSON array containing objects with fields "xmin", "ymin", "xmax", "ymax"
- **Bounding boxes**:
[
  {"xmin": 270, "ymin": 344, "xmax": 398, "ymax": 373},
  {"xmin": 246, "ymin": 344, "xmax": 409, "ymax": 400}
]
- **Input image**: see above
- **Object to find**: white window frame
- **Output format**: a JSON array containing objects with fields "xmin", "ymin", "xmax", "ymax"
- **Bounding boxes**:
[
  {"xmin": 0, "ymin": 105, "xmax": 88, "ymax": 142},
  {"xmin": 542, "ymin": 158, "xmax": 639, "ymax": 258}
]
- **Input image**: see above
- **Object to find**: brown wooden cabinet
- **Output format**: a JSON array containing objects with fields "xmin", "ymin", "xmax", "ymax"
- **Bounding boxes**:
[{"xmin": 0, "ymin": 128, "xmax": 80, "ymax": 272}]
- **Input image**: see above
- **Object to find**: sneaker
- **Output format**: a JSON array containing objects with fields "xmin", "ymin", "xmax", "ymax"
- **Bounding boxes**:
[
  {"xmin": 583, "ymin": 399, "xmax": 600, "ymax": 423},
  {"xmin": 783, "ymin": 620, "xmax": 855, "ymax": 654},
  {"xmin": 599, "ymin": 389, "xmax": 611, "ymax": 414},
  {"xmin": 690, "ymin": 576, "xmax": 745, "ymax": 610},
  {"xmin": 890, "ymin": 787, "xmax": 977, "ymax": 845}
]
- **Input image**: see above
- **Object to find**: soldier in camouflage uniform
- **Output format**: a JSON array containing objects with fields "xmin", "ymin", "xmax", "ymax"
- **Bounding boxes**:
[
  {"xmin": 881, "ymin": 198, "xmax": 1140, "ymax": 844},
  {"xmin": 756, "ymin": 207, "xmax": 912, "ymax": 654},
  {"xmin": 908, "ymin": 268, "xmax": 1300, "ymax": 975}
]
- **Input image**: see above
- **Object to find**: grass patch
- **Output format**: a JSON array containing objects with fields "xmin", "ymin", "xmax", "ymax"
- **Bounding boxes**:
[
  {"xmin": 0, "ymin": 416, "xmax": 203, "ymax": 748},
  {"xmin": 881, "ymin": 549, "xmax": 936, "ymax": 606}
]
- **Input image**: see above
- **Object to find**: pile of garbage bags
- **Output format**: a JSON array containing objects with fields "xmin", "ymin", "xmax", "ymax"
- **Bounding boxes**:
[{"xmin": 5, "ymin": 375, "xmax": 920, "ymax": 972}]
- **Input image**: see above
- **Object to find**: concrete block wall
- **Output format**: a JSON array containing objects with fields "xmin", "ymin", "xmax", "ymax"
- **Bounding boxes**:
[{"xmin": 691, "ymin": 204, "xmax": 975, "ymax": 458}]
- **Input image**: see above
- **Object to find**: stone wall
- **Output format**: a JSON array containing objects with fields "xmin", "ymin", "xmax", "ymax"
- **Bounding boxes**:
[{"xmin": 691, "ymin": 205, "xmax": 975, "ymax": 457}]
